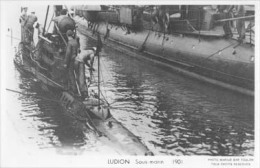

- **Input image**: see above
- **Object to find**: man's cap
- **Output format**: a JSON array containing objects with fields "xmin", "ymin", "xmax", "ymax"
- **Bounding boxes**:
[{"xmin": 66, "ymin": 30, "xmax": 74, "ymax": 37}]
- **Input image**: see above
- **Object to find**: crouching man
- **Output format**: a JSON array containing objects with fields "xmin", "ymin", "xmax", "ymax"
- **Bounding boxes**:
[{"xmin": 74, "ymin": 47, "xmax": 97, "ymax": 99}]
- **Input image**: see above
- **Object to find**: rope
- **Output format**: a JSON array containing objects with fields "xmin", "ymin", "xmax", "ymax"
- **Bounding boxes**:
[
  {"xmin": 74, "ymin": 70, "xmax": 82, "ymax": 96},
  {"xmin": 99, "ymin": 62, "xmax": 110, "ymax": 104},
  {"xmin": 17, "ymin": 45, "xmax": 64, "ymax": 89},
  {"xmin": 28, "ymin": 50, "xmax": 48, "ymax": 71},
  {"xmin": 100, "ymin": 58, "xmax": 114, "ymax": 80},
  {"xmin": 138, "ymin": 30, "xmax": 151, "ymax": 52},
  {"xmin": 88, "ymin": 60, "xmax": 112, "ymax": 106},
  {"xmin": 16, "ymin": 40, "xmax": 66, "ymax": 88},
  {"xmin": 99, "ymin": 62, "xmax": 107, "ymax": 93},
  {"xmin": 203, "ymin": 42, "xmax": 238, "ymax": 61}
]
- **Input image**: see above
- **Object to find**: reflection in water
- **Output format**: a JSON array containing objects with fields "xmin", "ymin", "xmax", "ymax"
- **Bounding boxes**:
[
  {"xmin": 16, "ymin": 75, "xmax": 98, "ymax": 154},
  {"xmin": 7, "ymin": 32, "xmax": 254, "ymax": 156}
]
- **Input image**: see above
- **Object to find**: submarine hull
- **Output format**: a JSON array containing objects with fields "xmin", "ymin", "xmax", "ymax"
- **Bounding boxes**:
[
  {"xmin": 74, "ymin": 16, "xmax": 254, "ymax": 96},
  {"xmin": 14, "ymin": 42, "xmax": 152, "ymax": 155}
]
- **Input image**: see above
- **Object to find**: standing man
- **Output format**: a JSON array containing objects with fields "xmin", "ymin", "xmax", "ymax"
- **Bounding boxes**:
[
  {"xmin": 20, "ymin": 7, "xmax": 28, "ymax": 25},
  {"xmin": 217, "ymin": 5, "xmax": 234, "ymax": 38},
  {"xmin": 25, "ymin": 11, "xmax": 38, "ymax": 45},
  {"xmin": 19, "ymin": 7, "xmax": 28, "ymax": 43},
  {"xmin": 64, "ymin": 30, "xmax": 80, "ymax": 95},
  {"xmin": 234, "ymin": 5, "xmax": 246, "ymax": 42}
]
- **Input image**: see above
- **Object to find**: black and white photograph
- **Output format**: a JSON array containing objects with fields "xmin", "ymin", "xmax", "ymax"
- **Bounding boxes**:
[{"xmin": 0, "ymin": 1, "xmax": 259, "ymax": 168}]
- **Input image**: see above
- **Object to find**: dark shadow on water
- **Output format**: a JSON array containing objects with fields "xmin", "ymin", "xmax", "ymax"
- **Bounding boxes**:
[{"xmin": 17, "ymin": 73, "xmax": 90, "ymax": 151}]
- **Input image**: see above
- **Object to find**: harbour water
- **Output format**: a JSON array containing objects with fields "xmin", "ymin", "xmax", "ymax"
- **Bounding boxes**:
[{"xmin": 3, "ymin": 5, "xmax": 254, "ymax": 156}]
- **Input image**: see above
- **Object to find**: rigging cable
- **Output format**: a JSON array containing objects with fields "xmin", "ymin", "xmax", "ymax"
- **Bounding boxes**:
[
  {"xmin": 97, "ymin": 60, "xmax": 110, "ymax": 105},
  {"xmin": 203, "ymin": 42, "xmax": 238, "ymax": 61},
  {"xmin": 88, "ymin": 65, "xmax": 109, "ymax": 104},
  {"xmin": 100, "ymin": 57, "xmax": 114, "ymax": 80},
  {"xmin": 89, "ymin": 60, "xmax": 114, "ymax": 107}
]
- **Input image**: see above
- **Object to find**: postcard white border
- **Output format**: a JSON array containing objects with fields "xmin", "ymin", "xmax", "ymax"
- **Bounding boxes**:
[{"xmin": 1, "ymin": 0, "xmax": 259, "ymax": 168}]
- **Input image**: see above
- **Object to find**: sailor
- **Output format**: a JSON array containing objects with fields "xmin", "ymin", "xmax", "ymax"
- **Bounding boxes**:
[
  {"xmin": 25, "ymin": 11, "xmax": 38, "ymax": 44},
  {"xmin": 19, "ymin": 7, "xmax": 28, "ymax": 43},
  {"xmin": 151, "ymin": 6, "xmax": 169, "ymax": 33},
  {"xmin": 151, "ymin": 6, "xmax": 159, "ymax": 24},
  {"xmin": 76, "ymin": 48, "xmax": 96, "ymax": 71},
  {"xmin": 217, "ymin": 5, "xmax": 233, "ymax": 38},
  {"xmin": 180, "ymin": 5, "xmax": 188, "ymax": 20},
  {"xmin": 64, "ymin": 30, "xmax": 79, "ymax": 94},
  {"xmin": 74, "ymin": 48, "xmax": 96, "ymax": 98},
  {"xmin": 234, "ymin": 5, "xmax": 246, "ymax": 42},
  {"xmin": 20, "ymin": 7, "xmax": 28, "ymax": 26}
]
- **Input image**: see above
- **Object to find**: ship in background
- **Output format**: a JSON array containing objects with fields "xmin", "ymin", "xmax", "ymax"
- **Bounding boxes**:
[{"xmin": 72, "ymin": 5, "xmax": 255, "ymax": 96}]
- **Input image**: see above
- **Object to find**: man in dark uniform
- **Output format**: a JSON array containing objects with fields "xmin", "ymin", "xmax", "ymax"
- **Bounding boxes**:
[
  {"xmin": 217, "ymin": 5, "xmax": 233, "ymax": 38},
  {"xmin": 64, "ymin": 30, "xmax": 79, "ymax": 94}
]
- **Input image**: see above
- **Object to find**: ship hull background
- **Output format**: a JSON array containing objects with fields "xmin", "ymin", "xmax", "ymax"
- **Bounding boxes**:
[{"xmin": 74, "ymin": 5, "xmax": 254, "ymax": 96}]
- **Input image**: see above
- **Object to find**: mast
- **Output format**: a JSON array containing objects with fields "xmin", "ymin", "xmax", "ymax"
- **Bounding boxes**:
[
  {"xmin": 96, "ymin": 32, "xmax": 102, "ymax": 109},
  {"xmin": 43, "ymin": 5, "xmax": 50, "ymax": 36},
  {"xmin": 98, "ymin": 47, "xmax": 101, "ymax": 109}
]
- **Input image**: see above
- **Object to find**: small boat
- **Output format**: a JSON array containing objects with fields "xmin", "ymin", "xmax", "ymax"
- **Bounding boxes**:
[{"xmin": 13, "ymin": 5, "xmax": 153, "ymax": 155}]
